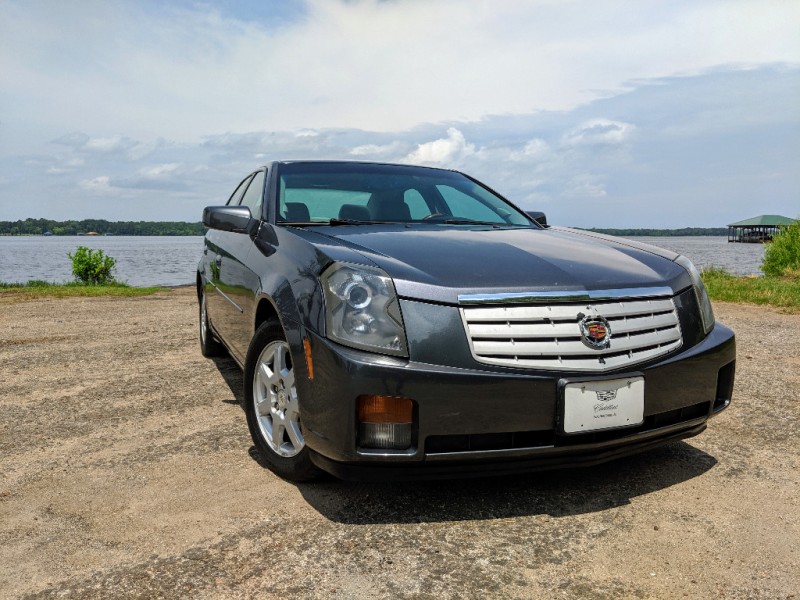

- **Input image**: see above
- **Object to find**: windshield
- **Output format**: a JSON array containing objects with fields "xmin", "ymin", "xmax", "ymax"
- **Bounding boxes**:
[{"xmin": 276, "ymin": 162, "xmax": 532, "ymax": 226}]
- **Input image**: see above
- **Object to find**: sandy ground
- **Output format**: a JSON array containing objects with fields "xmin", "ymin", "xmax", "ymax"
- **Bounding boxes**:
[{"xmin": 0, "ymin": 287, "xmax": 797, "ymax": 599}]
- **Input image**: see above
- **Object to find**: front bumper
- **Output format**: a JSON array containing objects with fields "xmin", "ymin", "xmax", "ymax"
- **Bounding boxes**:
[{"xmin": 296, "ymin": 320, "xmax": 735, "ymax": 481}]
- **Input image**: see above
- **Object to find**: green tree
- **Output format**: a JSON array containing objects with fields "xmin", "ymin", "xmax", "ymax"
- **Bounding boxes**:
[
  {"xmin": 68, "ymin": 246, "xmax": 117, "ymax": 285},
  {"xmin": 762, "ymin": 219, "xmax": 800, "ymax": 277}
]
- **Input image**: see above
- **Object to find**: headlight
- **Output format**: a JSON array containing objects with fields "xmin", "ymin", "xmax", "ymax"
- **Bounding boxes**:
[
  {"xmin": 675, "ymin": 255, "xmax": 714, "ymax": 335},
  {"xmin": 321, "ymin": 262, "xmax": 408, "ymax": 357}
]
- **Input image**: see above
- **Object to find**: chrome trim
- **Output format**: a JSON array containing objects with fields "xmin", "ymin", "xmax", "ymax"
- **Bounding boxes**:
[
  {"xmin": 214, "ymin": 286, "xmax": 244, "ymax": 313},
  {"xmin": 458, "ymin": 286, "xmax": 675, "ymax": 305}
]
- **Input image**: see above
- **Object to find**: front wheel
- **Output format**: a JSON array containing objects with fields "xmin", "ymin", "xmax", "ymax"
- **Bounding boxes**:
[{"xmin": 244, "ymin": 319, "xmax": 319, "ymax": 481}]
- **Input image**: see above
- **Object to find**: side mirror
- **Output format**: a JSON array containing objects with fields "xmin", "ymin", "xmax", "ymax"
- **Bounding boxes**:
[
  {"xmin": 203, "ymin": 206, "xmax": 253, "ymax": 233},
  {"xmin": 526, "ymin": 211, "xmax": 549, "ymax": 227}
]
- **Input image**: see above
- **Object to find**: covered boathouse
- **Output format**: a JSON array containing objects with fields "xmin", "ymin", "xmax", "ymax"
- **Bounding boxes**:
[{"xmin": 727, "ymin": 214, "xmax": 796, "ymax": 243}]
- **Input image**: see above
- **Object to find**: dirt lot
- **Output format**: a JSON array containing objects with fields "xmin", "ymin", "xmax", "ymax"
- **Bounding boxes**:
[{"xmin": 0, "ymin": 288, "xmax": 797, "ymax": 599}]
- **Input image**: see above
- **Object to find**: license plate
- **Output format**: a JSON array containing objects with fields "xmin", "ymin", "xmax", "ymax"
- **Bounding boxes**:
[{"xmin": 562, "ymin": 377, "xmax": 645, "ymax": 434}]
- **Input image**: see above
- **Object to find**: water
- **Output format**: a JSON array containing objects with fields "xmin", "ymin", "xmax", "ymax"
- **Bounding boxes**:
[
  {"xmin": 627, "ymin": 236, "xmax": 765, "ymax": 276},
  {"xmin": 0, "ymin": 236, "xmax": 204, "ymax": 287},
  {"xmin": 0, "ymin": 234, "xmax": 766, "ymax": 287}
]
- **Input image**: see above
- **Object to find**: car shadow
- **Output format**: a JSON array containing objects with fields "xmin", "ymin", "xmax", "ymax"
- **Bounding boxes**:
[
  {"xmin": 207, "ymin": 356, "xmax": 718, "ymax": 526},
  {"xmin": 210, "ymin": 355, "xmax": 244, "ymax": 406},
  {"xmin": 295, "ymin": 442, "xmax": 717, "ymax": 524}
]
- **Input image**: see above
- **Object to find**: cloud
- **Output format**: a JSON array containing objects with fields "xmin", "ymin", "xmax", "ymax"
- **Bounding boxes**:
[
  {"xmin": 52, "ymin": 132, "xmax": 90, "ymax": 148},
  {"xmin": 80, "ymin": 175, "xmax": 112, "ymax": 192},
  {"xmin": 510, "ymin": 138, "xmax": 552, "ymax": 161},
  {"xmin": 83, "ymin": 136, "xmax": 137, "ymax": 154},
  {"xmin": 405, "ymin": 128, "xmax": 475, "ymax": 164},
  {"xmin": 350, "ymin": 141, "xmax": 409, "ymax": 158},
  {"xmin": 47, "ymin": 157, "xmax": 85, "ymax": 174},
  {"xmin": 563, "ymin": 174, "xmax": 608, "ymax": 199},
  {"xmin": 50, "ymin": 133, "xmax": 162, "ymax": 161},
  {"xmin": 563, "ymin": 119, "xmax": 636, "ymax": 147},
  {"xmin": 138, "ymin": 163, "xmax": 180, "ymax": 179}
]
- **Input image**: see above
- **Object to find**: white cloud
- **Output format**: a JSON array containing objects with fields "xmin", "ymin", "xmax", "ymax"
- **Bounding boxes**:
[
  {"xmin": 563, "ymin": 119, "xmax": 636, "ymax": 147},
  {"xmin": 80, "ymin": 175, "xmax": 112, "ymax": 192},
  {"xmin": 84, "ymin": 136, "xmax": 136, "ymax": 153},
  {"xmin": 138, "ymin": 163, "xmax": 180, "ymax": 179},
  {"xmin": 564, "ymin": 174, "xmax": 608, "ymax": 199},
  {"xmin": 47, "ymin": 157, "xmax": 85, "ymax": 174},
  {"xmin": 350, "ymin": 141, "xmax": 408, "ymax": 158},
  {"xmin": 510, "ymin": 138, "xmax": 552, "ymax": 161},
  {"xmin": 52, "ymin": 132, "xmax": 90, "ymax": 148},
  {"xmin": 405, "ymin": 128, "xmax": 475, "ymax": 164}
]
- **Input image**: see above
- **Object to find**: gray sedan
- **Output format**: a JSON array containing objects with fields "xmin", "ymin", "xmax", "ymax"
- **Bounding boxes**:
[{"xmin": 198, "ymin": 161, "xmax": 735, "ymax": 481}]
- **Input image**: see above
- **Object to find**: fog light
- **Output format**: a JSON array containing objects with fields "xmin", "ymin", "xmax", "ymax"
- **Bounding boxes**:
[{"xmin": 357, "ymin": 395, "xmax": 413, "ymax": 449}]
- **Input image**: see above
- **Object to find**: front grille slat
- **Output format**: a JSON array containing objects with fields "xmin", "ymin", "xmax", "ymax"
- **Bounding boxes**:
[
  {"xmin": 463, "ymin": 298, "xmax": 676, "ymax": 322},
  {"xmin": 461, "ymin": 293, "xmax": 682, "ymax": 372}
]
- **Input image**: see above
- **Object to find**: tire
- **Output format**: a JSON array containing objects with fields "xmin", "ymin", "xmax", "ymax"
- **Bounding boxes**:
[
  {"xmin": 199, "ymin": 290, "xmax": 225, "ymax": 357},
  {"xmin": 244, "ymin": 319, "xmax": 319, "ymax": 481}
]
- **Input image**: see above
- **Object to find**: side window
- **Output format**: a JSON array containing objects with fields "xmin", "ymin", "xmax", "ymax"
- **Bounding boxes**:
[
  {"xmin": 227, "ymin": 175, "xmax": 252, "ymax": 206},
  {"xmin": 436, "ymin": 185, "xmax": 500, "ymax": 221},
  {"xmin": 240, "ymin": 171, "xmax": 265, "ymax": 218},
  {"xmin": 404, "ymin": 189, "xmax": 431, "ymax": 219}
]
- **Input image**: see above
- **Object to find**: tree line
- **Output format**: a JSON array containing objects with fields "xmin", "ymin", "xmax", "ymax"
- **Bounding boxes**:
[
  {"xmin": 0, "ymin": 219, "xmax": 205, "ymax": 236},
  {"xmin": 582, "ymin": 227, "xmax": 728, "ymax": 237}
]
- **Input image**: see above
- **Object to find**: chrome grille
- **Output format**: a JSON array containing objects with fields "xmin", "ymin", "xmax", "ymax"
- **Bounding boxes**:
[{"xmin": 460, "ymin": 295, "xmax": 682, "ymax": 372}]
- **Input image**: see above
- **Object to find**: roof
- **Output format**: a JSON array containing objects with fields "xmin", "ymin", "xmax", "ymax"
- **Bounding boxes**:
[{"xmin": 727, "ymin": 215, "xmax": 797, "ymax": 227}]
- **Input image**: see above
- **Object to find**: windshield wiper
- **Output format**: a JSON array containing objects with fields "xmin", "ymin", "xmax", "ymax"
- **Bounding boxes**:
[
  {"xmin": 424, "ymin": 218, "xmax": 513, "ymax": 227},
  {"xmin": 326, "ymin": 218, "xmax": 395, "ymax": 226}
]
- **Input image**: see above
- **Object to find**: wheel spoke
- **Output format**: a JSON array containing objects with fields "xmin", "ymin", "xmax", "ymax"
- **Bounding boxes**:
[
  {"xmin": 258, "ymin": 362, "xmax": 281, "ymax": 390},
  {"xmin": 286, "ymin": 421, "xmax": 303, "ymax": 450},
  {"xmin": 286, "ymin": 392, "xmax": 300, "ymax": 420},
  {"xmin": 281, "ymin": 366, "xmax": 295, "ymax": 390},
  {"xmin": 274, "ymin": 344, "xmax": 288, "ymax": 373},
  {"xmin": 271, "ymin": 412, "xmax": 286, "ymax": 446},
  {"xmin": 255, "ymin": 396, "xmax": 271, "ymax": 417}
]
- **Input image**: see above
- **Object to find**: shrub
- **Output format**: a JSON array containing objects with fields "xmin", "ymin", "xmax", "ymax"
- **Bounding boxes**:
[
  {"xmin": 762, "ymin": 219, "xmax": 800, "ymax": 278},
  {"xmin": 68, "ymin": 246, "xmax": 117, "ymax": 285}
]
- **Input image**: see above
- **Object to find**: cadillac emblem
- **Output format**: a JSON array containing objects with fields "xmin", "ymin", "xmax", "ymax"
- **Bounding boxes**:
[
  {"xmin": 578, "ymin": 314, "xmax": 611, "ymax": 349},
  {"xmin": 595, "ymin": 389, "xmax": 618, "ymax": 402}
]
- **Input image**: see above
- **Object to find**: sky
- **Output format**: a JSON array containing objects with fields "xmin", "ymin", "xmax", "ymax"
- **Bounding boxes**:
[{"xmin": 1, "ymin": 0, "xmax": 798, "ymax": 228}]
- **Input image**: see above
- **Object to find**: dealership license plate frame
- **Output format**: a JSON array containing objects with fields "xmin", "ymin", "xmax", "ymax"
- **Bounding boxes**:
[{"xmin": 558, "ymin": 374, "xmax": 645, "ymax": 435}]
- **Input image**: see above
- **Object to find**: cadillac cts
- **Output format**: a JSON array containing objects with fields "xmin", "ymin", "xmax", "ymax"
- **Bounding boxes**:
[{"xmin": 198, "ymin": 161, "xmax": 735, "ymax": 481}]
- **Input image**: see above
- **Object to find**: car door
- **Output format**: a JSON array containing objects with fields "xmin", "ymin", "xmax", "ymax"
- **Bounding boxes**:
[
  {"xmin": 224, "ymin": 168, "xmax": 267, "ymax": 357},
  {"xmin": 204, "ymin": 173, "xmax": 251, "ymax": 329},
  {"xmin": 205, "ymin": 170, "xmax": 265, "ymax": 361}
]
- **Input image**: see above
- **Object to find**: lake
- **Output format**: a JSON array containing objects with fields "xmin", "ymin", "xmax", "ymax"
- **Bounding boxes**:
[
  {"xmin": 0, "ymin": 236, "xmax": 204, "ymax": 287},
  {"xmin": 0, "ymin": 234, "xmax": 765, "ymax": 287}
]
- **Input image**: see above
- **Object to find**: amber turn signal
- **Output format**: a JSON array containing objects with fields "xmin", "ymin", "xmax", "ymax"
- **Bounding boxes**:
[
  {"xmin": 303, "ymin": 338, "xmax": 314, "ymax": 380},
  {"xmin": 357, "ymin": 395, "xmax": 413, "ymax": 424}
]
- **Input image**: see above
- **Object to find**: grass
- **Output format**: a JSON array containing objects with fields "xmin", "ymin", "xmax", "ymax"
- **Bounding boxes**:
[
  {"xmin": 0, "ymin": 280, "xmax": 164, "ymax": 302},
  {"xmin": 702, "ymin": 267, "xmax": 800, "ymax": 313}
]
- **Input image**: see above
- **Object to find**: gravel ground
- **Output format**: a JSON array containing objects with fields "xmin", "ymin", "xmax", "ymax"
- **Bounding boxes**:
[{"xmin": 0, "ymin": 288, "xmax": 797, "ymax": 599}]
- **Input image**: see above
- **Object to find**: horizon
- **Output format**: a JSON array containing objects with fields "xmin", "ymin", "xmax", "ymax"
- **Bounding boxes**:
[{"xmin": 1, "ymin": 1, "xmax": 798, "ymax": 227}]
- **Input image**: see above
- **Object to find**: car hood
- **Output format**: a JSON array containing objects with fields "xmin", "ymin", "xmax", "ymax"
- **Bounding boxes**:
[{"xmin": 301, "ymin": 225, "xmax": 690, "ymax": 304}]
